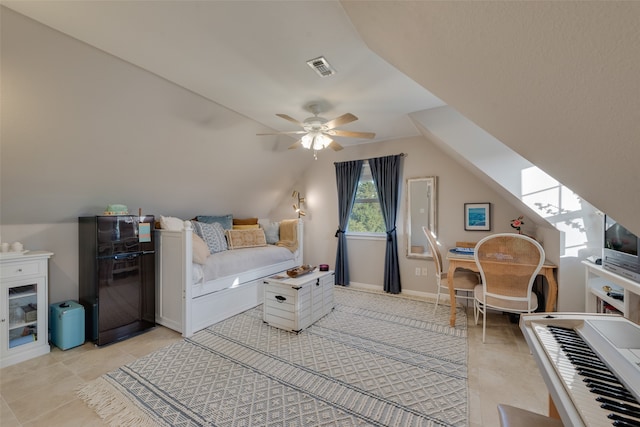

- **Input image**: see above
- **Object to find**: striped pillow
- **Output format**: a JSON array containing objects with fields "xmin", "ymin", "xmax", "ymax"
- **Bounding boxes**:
[{"xmin": 192, "ymin": 221, "xmax": 228, "ymax": 254}]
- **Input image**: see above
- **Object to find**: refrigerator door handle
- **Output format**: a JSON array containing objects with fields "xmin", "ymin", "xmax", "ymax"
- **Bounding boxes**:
[{"xmin": 113, "ymin": 252, "xmax": 142, "ymax": 261}]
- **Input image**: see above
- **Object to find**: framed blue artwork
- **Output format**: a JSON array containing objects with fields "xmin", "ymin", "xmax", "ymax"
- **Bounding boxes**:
[{"xmin": 464, "ymin": 203, "xmax": 491, "ymax": 231}]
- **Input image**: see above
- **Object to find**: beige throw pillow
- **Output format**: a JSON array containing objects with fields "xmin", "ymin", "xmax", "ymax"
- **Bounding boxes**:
[
  {"xmin": 192, "ymin": 233, "xmax": 210, "ymax": 264},
  {"xmin": 226, "ymin": 228, "xmax": 267, "ymax": 249},
  {"xmin": 233, "ymin": 217, "xmax": 259, "ymax": 225},
  {"xmin": 232, "ymin": 224, "xmax": 260, "ymax": 230}
]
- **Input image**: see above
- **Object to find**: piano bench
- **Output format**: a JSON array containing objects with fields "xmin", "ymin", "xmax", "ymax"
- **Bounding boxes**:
[{"xmin": 497, "ymin": 404, "xmax": 563, "ymax": 427}]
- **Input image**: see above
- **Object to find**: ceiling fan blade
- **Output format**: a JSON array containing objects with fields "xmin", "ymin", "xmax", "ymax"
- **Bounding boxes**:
[
  {"xmin": 324, "ymin": 113, "xmax": 358, "ymax": 129},
  {"xmin": 288, "ymin": 140, "xmax": 302, "ymax": 150},
  {"xmin": 256, "ymin": 131, "xmax": 306, "ymax": 136},
  {"xmin": 330, "ymin": 129, "xmax": 376, "ymax": 139},
  {"xmin": 276, "ymin": 114, "xmax": 304, "ymax": 126},
  {"xmin": 329, "ymin": 140, "xmax": 344, "ymax": 151}
]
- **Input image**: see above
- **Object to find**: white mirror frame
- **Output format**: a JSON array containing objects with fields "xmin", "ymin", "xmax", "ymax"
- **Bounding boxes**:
[{"xmin": 406, "ymin": 176, "xmax": 437, "ymax": 259}]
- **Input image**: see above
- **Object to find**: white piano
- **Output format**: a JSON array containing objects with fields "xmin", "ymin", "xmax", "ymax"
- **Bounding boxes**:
[{"xmin": 520, "ymin": 313, "xmax": 640, "ymax": 427}]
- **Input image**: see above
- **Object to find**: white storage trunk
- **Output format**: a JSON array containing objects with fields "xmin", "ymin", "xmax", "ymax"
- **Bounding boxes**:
[{"xmin": 263, "ymin": 270, "xmax": 334, "ymax": 333}]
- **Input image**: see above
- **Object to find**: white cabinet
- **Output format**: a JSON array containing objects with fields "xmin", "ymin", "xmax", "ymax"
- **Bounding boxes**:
[
  {"xmin": 1, "ymin": 251, "xmax": 53, "ymax": 368},
  {"xmin": 583, "ymin": 260, "xmax": 640, "ymax": 325},
  {"xmin": 263, "ymin": 270, "xmax": 334, "ymax": 333}
]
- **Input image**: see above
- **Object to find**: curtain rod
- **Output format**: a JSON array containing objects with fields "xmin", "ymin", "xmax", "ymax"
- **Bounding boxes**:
[{"xmin": 334, "ymin": 153, "xmax": 406, "ymax": 165}]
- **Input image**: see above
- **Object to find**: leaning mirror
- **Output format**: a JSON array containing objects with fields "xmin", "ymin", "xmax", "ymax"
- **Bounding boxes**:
[{"xmin": 406, "ymin": 176, "xmax": 437, "ymax": 259}]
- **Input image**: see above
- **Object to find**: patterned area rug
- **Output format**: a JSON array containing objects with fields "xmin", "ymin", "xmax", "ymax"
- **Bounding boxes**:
[{"xmin": 79, "ymin": 287, "xmax": 468, "ymax": 426}]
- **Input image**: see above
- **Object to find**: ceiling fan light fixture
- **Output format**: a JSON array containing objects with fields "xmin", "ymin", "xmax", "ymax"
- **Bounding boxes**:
[
  {"xmin": 300, "ymin": 133, "xmax": 313, "ymax": 150},
  {"xmin": 314, "ymin": 133, "xmax": 332, "ymax": 150},
  {"xmin": 301, "ymin": 132, "xmax": 331, "ymax": 151}
]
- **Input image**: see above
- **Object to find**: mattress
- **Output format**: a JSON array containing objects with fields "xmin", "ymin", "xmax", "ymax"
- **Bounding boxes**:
[{"xmin": 193, "ymin": 245, "xmax": 295, "ymax": 285}]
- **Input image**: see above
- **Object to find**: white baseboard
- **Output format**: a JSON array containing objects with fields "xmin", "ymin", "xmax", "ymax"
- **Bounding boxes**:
[{"xmin": 348, "ymin": 282, "xmax": 439, "ymax": 302}]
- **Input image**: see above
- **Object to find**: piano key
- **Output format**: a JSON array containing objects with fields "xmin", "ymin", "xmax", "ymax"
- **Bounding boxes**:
[
  {"xmin": 554, "ymin": 333, "xmax": 593, "ymax": 346},
  {"xmin": 587, "ymin": 382, "xmax": 638, "ymax": 403},
  {"xmin": 567, "ymin": 351, "xmax": 609, "ymax": 364},
  {"xmin": 561, "ymin": 344, "xmax": 603, "ymax": 359},
  {"xmin": 567, "ymin": 355, "xmax": 608, "ymax": 371},
  {"xmin": 577, "ymin": 365, "xmax": 616, "ymax": 377},
  {"xmin": 609, "ymin": 413, "xmax": 640, "ymax": 427},
  {"xmin": 600, "ymin": 403, "xmax": 640, "ymax": 417},
  {"xmin": 597, "ymin": 397, "xmax": 640, "ymax": 418},
  {"xmin": 548, "ymin": 325, "xmax": 577, "ymax": 334},
  {"xmin": 569, "ymin": 355, "xmax": 609, "ymax": 370},
  {"xmin": 585, "ymin": 379, "xmax": 638, "ymax": 402},
  {"xmin": 554, "ymin": 332, "xmax": 590, "ymax": 345},
  {"xmin": 591, "ymin": 386, "xmax": 640, "ymax": 405},
  {"xmin": 555, "ymin": 337, "xmax": 592, "ymax": 349},
  {"xmin": 578, "ymin": 367, "xmax": 623, "ymax": 384},
  {"xmin": 549, "ymin": 328, "xmax": 588, "ymax": 343}
]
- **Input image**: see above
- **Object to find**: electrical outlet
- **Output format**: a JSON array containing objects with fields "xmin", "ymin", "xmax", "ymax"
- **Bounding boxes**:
[
  {"xmin": 415, "ymin": 267, "xmax": 421, "ymax": 276},
  {"xmin": 421, "ymin": 267, "xmax": 428, "ymax": 276}
]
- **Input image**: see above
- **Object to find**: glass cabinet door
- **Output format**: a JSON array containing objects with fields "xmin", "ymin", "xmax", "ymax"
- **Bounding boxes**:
[
  {"xmin": 5, "ymin": 281, "xmax": 44, "ymax": 350},
  {"xmin": 0, "ymin": 252, "xmax": 52, "ymax": 368}
]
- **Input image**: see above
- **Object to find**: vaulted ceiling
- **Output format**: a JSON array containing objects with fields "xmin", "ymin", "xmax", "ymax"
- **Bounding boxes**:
[
  {"xmin": 2, "ymin": 1, "xmax": 639, "ymax": 234},
  {"xmin": 1, "ymin": 1, "xmax": 444, "ymax": 147}
]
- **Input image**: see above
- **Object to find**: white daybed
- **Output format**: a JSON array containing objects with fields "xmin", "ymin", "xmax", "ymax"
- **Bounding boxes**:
[{"xmin": 155, "ymin": 219, "xmax": 303, "ymax": 337}]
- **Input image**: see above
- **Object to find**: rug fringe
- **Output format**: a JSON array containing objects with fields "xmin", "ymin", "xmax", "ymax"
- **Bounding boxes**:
[{"xmin": 78, "ymin": 377, "xmax": 161, "ymax": 427}]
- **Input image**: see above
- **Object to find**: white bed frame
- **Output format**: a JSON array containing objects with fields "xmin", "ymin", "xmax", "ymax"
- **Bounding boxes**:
[{"xmin": 155, "ymin": 220, "xmax": 303, "ymax": 337}]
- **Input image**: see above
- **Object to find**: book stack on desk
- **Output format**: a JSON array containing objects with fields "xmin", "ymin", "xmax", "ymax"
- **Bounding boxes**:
[{"xmin": 450, "ymin": 241, "xmax": 476, "ymax": 255}]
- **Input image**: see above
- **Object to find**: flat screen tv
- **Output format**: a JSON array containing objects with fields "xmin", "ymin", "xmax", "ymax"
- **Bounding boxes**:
[{"xmin": 603, "ymin": 215, "xmax": 640, "ymax": 283}]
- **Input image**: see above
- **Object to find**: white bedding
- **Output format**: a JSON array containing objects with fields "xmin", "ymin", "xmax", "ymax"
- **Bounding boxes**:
[{"xmin": 193, "ymin": 245, "xmax": 295, "ymax": 285}]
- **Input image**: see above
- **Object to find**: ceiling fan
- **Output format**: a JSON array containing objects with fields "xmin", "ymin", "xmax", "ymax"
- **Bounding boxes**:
[{"xmin": 257, "ymin": 103, "xmax": 375, "ymax": 156}]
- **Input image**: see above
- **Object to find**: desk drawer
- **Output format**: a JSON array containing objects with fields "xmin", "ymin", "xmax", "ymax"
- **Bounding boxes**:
[{"xmin": 0, "ymin": 260, "xmax": 42, "ymax": 280}]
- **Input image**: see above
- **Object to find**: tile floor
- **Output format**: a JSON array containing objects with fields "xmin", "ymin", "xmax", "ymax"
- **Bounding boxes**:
[{"xmin": 1, "ymin": 306, "xmax": 549, "ymax": 427}]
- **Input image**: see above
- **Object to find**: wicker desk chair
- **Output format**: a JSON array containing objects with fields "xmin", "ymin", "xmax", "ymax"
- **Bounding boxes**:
[
  {"xmin": 473, "ymin": 233, "xmax": 544, "ymax": 342},
  {"xmin": 423, "ymin": 227, "xmax": 479, "ymax": 313}
]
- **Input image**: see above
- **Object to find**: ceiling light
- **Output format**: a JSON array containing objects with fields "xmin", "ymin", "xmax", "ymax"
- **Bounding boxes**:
[{"xmin": 301, "ymin": 132, "xmax": 332, "ymax": 151}]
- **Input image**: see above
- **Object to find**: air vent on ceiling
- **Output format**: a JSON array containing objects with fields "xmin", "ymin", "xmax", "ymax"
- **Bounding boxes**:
[{"xmin": 306, "ymin": 56, "xmax": 336, "ymax": 77}]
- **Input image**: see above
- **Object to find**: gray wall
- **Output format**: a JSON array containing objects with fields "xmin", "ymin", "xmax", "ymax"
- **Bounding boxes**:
[{"xmin": 1, "ymin": 9, "xmax": 310, "ymax": 302}]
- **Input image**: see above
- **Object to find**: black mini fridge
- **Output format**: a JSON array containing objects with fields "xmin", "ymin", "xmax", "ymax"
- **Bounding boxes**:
[{"xmin": 79, "ymin": 215, "xmax": 155, "ymax": 346}]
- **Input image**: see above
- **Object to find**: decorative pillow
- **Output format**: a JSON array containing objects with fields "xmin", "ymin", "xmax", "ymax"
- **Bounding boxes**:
[
  {"xmin": 232, "ymin": 224, "xmax": 260, "ymax": 230},
  {"xmin": 192, "ymin": 221, "xmax": 228, "ymax": 253},
  {"xmin": 261, "ymin": 222, "xmax": 280, "ymax": 245},
  {"xmin": 192, "ymin": 233, "xmax": 210, "ymax": 264},
  {"xmin": 196, "ymin": 214, "xmax": 233, "ymax": 230},
  {"xmin": 159, "ymin": 215, "xmax": 184, "ymax": 231},
  {"xmin": 226, "ymin": 228, "xmax": 267, "ymax": 249},
  {"xmin": 233, "ymin": 217, "xmax": 259, "ymax": 225}
]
